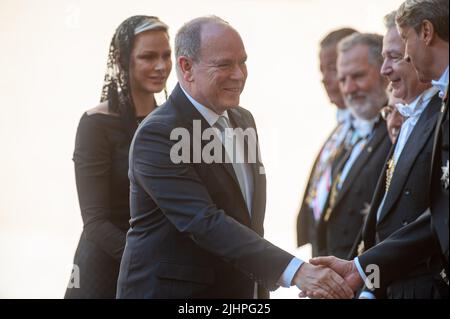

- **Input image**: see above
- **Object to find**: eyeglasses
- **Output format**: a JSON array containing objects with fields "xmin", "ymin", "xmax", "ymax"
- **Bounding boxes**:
[{"xmin": 380, "ymin": 105, "xmax": 395, "ymax": 121}]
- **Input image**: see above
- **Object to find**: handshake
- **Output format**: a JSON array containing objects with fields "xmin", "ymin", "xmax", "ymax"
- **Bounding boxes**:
[{"xmin": 292, "ymin": 256, "xmax": 364, "ymax": 299}]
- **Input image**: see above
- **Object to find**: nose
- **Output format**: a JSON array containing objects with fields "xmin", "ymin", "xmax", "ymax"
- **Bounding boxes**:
[
  {"xmin": 230, "ymin": 63, "xmax": 247, "ymax": 81},
  {"xmin": 341, "ymin": 77, "xmax": 358, "ymax": 95},
  {"xmin": 380, "ymin": 59, "xmax": 392, "ymax": 77},
  {"xmin": 154, "ymin": 58, "xmax": 166, "ymax": 72}
]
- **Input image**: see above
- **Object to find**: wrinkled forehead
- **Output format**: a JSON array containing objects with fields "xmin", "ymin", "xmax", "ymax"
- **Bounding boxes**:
[
  {"xmin": 384, "ymin": 27, "xmax": 403, "ymax": 46},
  {"xmin": 337, "ymin": 45, "xmax": 371, "ymax": 73}
]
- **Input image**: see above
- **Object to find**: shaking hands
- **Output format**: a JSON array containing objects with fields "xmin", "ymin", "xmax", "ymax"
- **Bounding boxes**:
[{"xmin": 293, "ymin": 256, "xmax": 364, "ymax": 299}]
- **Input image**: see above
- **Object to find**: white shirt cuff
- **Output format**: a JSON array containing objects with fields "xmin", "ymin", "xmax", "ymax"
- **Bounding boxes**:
[
  {"xmin": 277, "ymin": 257, "xmax": 304, "ymax": 288},
  {"xmin": 354, "ymin": 257, "xmax": 377, "ymax": 298},
  {"xmin": 358, "ymin": 291, "xmax": 376, "ymax": 299},
  {"xmin": 354, "ymin": 257, "xmax": 367, "ymax": 281}
]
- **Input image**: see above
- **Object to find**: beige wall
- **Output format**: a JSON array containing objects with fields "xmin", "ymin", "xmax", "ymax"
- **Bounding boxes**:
[{"xmin": 0, "ymin": 0, "xmax": 404, "ymax": 298}]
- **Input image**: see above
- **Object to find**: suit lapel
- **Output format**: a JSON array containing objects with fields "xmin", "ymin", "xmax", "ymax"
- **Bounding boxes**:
[
  {"xmin": 429, "ymin": 89, "xmax": 448, "ymax": 185},
  {"xmin": 377, "ymin": 94, "xmax": 441, "ymax": 223},
  {"xmin": 361, "ymin": 144, "xmax": 395, "ymax": 247},
  {"xmin": 171, "ymin": 85, "xmax": 250, "ymax": 223}
]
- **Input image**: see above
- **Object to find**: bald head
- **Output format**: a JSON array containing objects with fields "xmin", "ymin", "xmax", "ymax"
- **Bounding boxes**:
[{"xmin": 175, "ymin": 16, "xmax": 233, "ymax": 64}]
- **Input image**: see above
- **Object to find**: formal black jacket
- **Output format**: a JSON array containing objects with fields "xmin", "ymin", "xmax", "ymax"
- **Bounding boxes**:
[
  {"xmin": 355, "ymin": 94, "xmax": 444, "ymax": 298},
  {"xmin": 353, "ymin": 97, "xmax": 449, "ymax": 297},
  {"xmin": 316, "ymin": 120, "xmax": 391, "ymax": 259},
  {"xmin": 429, "ymin": 93, "xmax": 449, "ymax": 266},
  {"xmin": 65, "ymin": 113, "xmax": 131, "ymax": 299},
  {"xmin": 116, "ymin": 84, "xmax": 294, "ymax": 299}
]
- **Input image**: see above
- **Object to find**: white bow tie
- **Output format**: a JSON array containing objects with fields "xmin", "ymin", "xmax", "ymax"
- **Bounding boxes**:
[
  {"xmin": 395, "ymin": 102, "xmax": 415, "ymax": 118},
  {"xmin": 431, "ymin": 80, "xmax": 448, "ymax": 99}
]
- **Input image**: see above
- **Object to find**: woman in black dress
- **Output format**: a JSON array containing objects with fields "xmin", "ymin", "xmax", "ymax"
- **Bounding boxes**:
[{"xmin": 65, "ymin": 15, "xmax": 172, "ymax": 298}]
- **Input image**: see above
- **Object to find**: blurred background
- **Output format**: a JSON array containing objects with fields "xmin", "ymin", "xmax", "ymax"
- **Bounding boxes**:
[{"xmin": 0, "ymin": 0, "xmax": 404, "ymax": 298}]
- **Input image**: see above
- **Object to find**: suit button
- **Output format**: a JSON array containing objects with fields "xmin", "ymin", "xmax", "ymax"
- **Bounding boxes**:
[
  {"xmin": 404, "ymin": 189, "xmax": 411, "ymax": 196},
  {"xmin": 402, "ymin": 220, "xmax": 409, "ymax": 226}
]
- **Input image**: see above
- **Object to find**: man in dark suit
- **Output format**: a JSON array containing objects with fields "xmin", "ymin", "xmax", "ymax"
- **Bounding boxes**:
[
  {"xmin": 297, "ymin": 28, "xmax": 357, "ymax": 256},
  {"xmin": 116, "ymin": 16, "xmax": 353, "ymax": 299},
  {"xmin": 315, "ymin": 33, "xmax": 392, "ymax": 259},
  {"xmin": 306, "ymin": 0, "xmax": 449, "ymax": 298},
  {"xmin": 352, "ymin": 1, "xmax": 449, "ymax": 297},
  {"xmin": 351, "ymin": 10, "xmax": 444, "ymax": 298},
  {"xmin": 397, "ymin": 0, "xmax": 449, "ymax": 272}
]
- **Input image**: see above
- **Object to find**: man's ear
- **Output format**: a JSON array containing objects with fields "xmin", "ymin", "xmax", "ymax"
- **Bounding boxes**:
[
  {"xmin": 178, "ymin": 56, "xmax": 195, "ymax": 82},
  {"xmin": 421, "ymin": 19, "xmax": 435, "ymax": 46}
]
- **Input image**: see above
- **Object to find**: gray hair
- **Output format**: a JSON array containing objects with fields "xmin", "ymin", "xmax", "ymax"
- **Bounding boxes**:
[
  {"xmin": 384, "ymin": 10, "xmax": 397, "ymax": 30},
  {"xmin": 338, "ymin": 32, "xmax": 384, "ymax": 68},
  {"xmin": 175, "ymin": 15, "xmax": 229, "ymax": 63},
  {"xmin": 396, "ymin": 0, "xmax": 449, "ymax": 42}
]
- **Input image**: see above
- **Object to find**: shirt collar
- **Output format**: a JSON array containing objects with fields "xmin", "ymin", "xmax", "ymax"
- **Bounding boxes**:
[
  {"xmin": 431, "ymin": 66, "xmax": 449, "ymax": 99},
  {"xmin": 351, "ymin": 115, "xmax": 379, "ymax": 139},
  {"xmin": 395, "ymin": 86, "xmax": 439, "ymax": 119},
  {"xmin": 336, "ymin": 108, "xmax": 352, "ymax": 124},
  {"xmin": 180, "ymin": 85, "xmax": 229, "ymax": 127}
]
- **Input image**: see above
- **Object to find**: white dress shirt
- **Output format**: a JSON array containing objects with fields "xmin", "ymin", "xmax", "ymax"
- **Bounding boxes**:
[
  {"xmin": 432, "ymin": 66, "xmax": 449, "ymax": 98},
  {"xmin": 337, "ymin": 108, "xmax": 353, "ymax": 124},
  {"xmin": 337, "ymin": 116, "xmax": 378, "ymax": 189}
]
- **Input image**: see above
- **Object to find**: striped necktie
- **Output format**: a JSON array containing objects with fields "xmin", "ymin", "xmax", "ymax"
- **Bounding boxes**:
[{"xmin": 214, "ymin": 116, "xmax": 249, "ymax": 211}]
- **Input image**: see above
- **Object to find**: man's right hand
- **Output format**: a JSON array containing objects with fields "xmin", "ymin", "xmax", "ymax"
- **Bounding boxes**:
[
  {"xmin": 310, "ymin": 256, "xmax": 364, "ymax": 292},
  {"xmin": 293, "ymin": 262, "xmax": 354, "ymax": 299}
]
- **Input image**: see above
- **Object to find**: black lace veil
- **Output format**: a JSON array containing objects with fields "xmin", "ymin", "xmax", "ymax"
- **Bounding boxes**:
[{"xmin": 100, "ymin": 15, "xmax": 168, "ymax": 137}]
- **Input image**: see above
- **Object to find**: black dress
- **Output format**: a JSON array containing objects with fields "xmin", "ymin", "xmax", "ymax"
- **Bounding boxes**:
[{"xmin": 65, "ymin": 112, "xmax": 139, "ymax": 298}]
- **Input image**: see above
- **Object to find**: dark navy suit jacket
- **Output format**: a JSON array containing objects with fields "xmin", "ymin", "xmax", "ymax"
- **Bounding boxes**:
[{"xmin": 116, "ymin": 84, "xmax": 294, "ymax": 298}]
